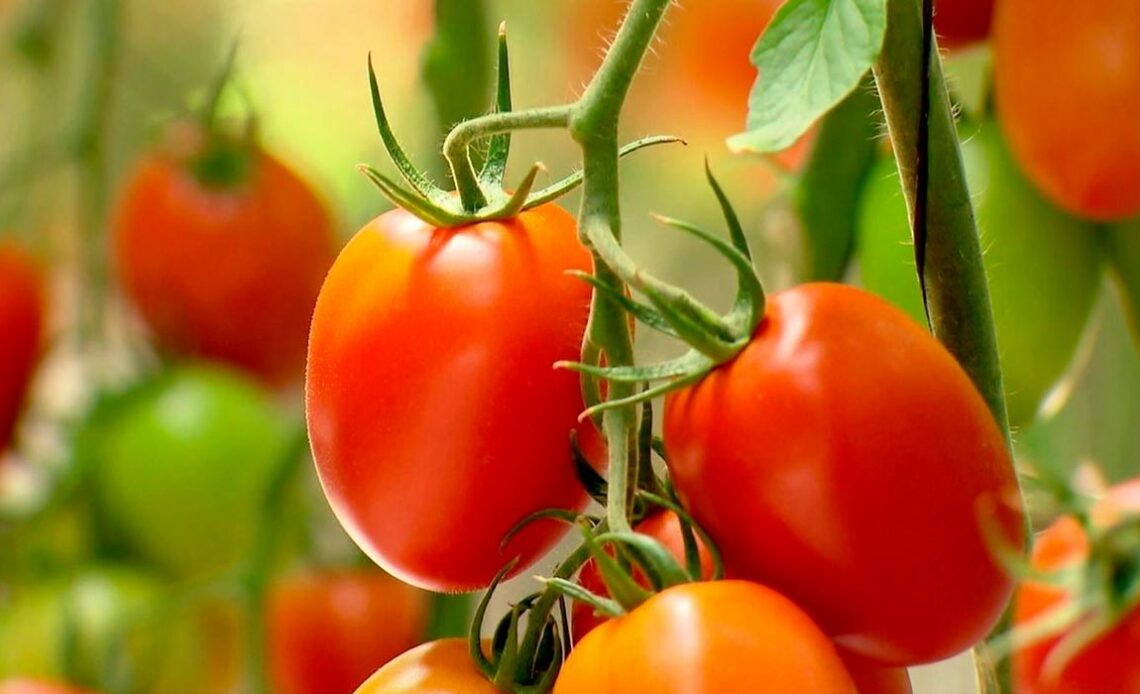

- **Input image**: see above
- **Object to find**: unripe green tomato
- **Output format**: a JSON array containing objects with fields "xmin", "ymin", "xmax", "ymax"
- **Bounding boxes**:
[
  {"xmin": 86, "ymin": 364, "xmax": 294, "ymax": 577},
  {"xmin": 0, "ymin": 566, "xmax": 203, "ymax": 693},
  {"xmin": 856, "ymin": 123, "xmax": 1102, "ymax": 427}
]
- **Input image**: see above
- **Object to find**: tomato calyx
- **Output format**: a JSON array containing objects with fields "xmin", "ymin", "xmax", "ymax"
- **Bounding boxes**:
[
  {"xmin": 558, "ymin": 164, "xmax": 767, "ymax": 419},
  {"xmin": 362, "ymin": 25, "xmax": 679, "ymax": 228}
]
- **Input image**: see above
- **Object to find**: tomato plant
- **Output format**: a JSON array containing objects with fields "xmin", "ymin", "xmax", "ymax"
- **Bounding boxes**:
[
  {"xmin": 113, "ymin": 123, "xmax": 337, "ymax": 386},
  {"xmin": 267, "ymin": 570, "xmax": 430, "ymax": 694},
  {"xmin": 354, "ymin": 639, "xmax": 498, "ymax": 694},
  {"xmin": 0, "ymin": 567, "xmax": 205, "ymax": 693},
  {"xmin": 571, "ymin": 510, "xmax": 713, "ymax": 644},
  {"xmin": 85, "ymin": 364, "xmax": 294, "ymax": 577},
  {"xmin": 555, "ymin": 580, "xmax": 858, "ymax": 693},
  {"xmin": 0, "ymin": 243, "xmax": 44, "ymax": 451},
  {"xmin": 663, "ymin": 283, "xmax": 1023, "ymax": 665},
  {"xmin": 993, "ymin": 0, "xmax": 1140, "ymax": 220},
  {"xmin": 1014, "ymin": 483, "xmax": 1140, "ymax": 694},
  {"xmin": 856, "ymin": 123, "xmax": 1102, "ymax": 427},
  {"xmin": 306, "ymin": 203, "xmax": 593, "ymax": 592}
]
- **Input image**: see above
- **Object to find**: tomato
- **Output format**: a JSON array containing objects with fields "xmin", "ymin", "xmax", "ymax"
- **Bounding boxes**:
[
  {"xmin": 0, "ymin": 566, "xmax": 205, "ymax": 693},
  {"xmin": 840, "ymin": 652, "xmax": 913, "ymax": 694},
  {"xmin": 113, "ymin": 124, "xmax": 337, "ymax": 385},
  {"xmin": 934, "ymin": 0, "xmax": 994, "ymax": 49},
  {"xmin": 354, "ymin": 639, "xmax": 497, "ymax": 694},
  {"xmin": 571, "ymin": 510, "xmax": 713, "ymax": 644},
  {"xmin": 86, "ymin": 364, "xmax": 294, "ymax": 577},
  {"xmin": 0, "ymin": 682, "xmax": 95, "ymax": 694},
  {"xmin": 0, "ymin": 243, "xmax": 44, "ymax": 451},
  {"xmin": 555, "ymin": 580, "xmax": 857, "ymax": 693},
  {"xmin": 663, "ymin": 283, "xmax": 1024, "ymax": 665},
  {"xmin": 1014, "ymin": 484, "xmax": 1140, "ymax": 694},
  {"xmin": 268, "ymin": 569, "xmax": 430, "ymax": 694},
  {"xmin": 994, "ymin": 0, "xmax": 1140, "ymax": 220},
  {"xmin": 306, "ymin": 203, "xmax": 592, "ymax": 592},
  {"xmin": 856, "ymin": 123, "xmax": 1102, "ymax": 427}
]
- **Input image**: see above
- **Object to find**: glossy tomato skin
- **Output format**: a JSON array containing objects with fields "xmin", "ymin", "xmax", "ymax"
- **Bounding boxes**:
[
  {"xmin": 0, "ymin": 682, "xmax": 95, "ymax": 694},
  {"xmin": 268, "ymin": 570, "xmax": 430, "ymax": 694},
  {"xmin": 856, "ymin": 123, "xmax": 1102, "ymax": 427},
  {"xmin": 0, "ymin": 244, "xmax": 44, "ymax": 451},
  {"xmin": 571, "ymin": 511, "xmax": 714, "ymax": 644},
  {"xmin": 994, "ymin": 0, "xmax": 1140, "ymax": 220},
  {"xmin": 114, "ymin": 129, "xmax": 337, "ymax": 385},
  {"xmin": 1014, "ymin": 489, "xmax": 1140, "ymax": 694},
  {"xmin": 664, "ymin": 284, "xmax": 1023, "ymax": 665},
  {"xmin": 555, "ymin": 580, "xmax": 858, "ymax": 694},
  {"xmin": 354, "ymin": 639, "xmax": 497, "ymax": 694},
  {"xmin": 87, "ymin": 364, "xmax": 293, "ymax": 577},
  {"xmin": 307, "ymin": 204, "xmax": 592, "ymax": 593}
]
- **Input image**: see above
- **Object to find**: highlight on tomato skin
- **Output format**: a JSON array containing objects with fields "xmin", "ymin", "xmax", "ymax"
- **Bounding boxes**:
[
  {"xmin": 663, "ymin": 283, "xmax": 1025, "ymax": 666},
  {"xmin": 306, "ymin": 202, "xmax": 594, "ymax": 593},
  {"xmin": 0, "ymin": 242, "xmax": 44, "ymax": 453},
  {"xmin": 554, "ymin": 580, "xmax": 861, "ymax": 694},
  {"xmin": 267, "ymin": 570, "xmax": 430, "ymax": 694},
  {"xmin": 993, "ymin": 0, "xmax": 1140, "ymax": 221},
  {"xmin": 353, "ymin": 639, "xmax": 499, "ymax": 694},
  {"xmin": 113, "ymin": 123, "xmax": 338, "ymax": 387}
]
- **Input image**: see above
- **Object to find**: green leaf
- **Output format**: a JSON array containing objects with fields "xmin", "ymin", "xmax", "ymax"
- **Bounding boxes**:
[{"xmin": 727, "ymin": 0, "xmax": 887, "ymax": 154}]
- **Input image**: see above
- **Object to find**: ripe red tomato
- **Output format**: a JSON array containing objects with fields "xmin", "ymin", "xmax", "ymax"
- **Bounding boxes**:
[
  {"xmin": 994, "ymin": 0, "xmax": 1140, "ymax": 220},
  {"xmin": 1014, "ymin": 485, "xmax": 1140, "ymax": 694},
  {"xmin": 663, "ymin": 283, "xmax": 1024, "ymax": 665},
  {"xmin": 555, "ymin": 580, "xmax": 858, "ymax": 693},
  {"xmin": 354, "ymin": 639, "xmax": 497, "ymax": 694},
  {"xmin": 571, "ymin": 511, "xmax": 713, "ymax": 644},
  {"xmin": 0, "ymin": 682, "xmax": 95, "ymax": 694},
  {"xmin": 114, "ymin": 125, "xmax": 337, "ymax": 385},
  {"xmin": 935, "ymin": 0, "xmax": 994, "ymax": 48},
  {"xmin": 268, "ymin": 570, "xmax": 430, "ymax": 694},
  {"xmin": 0, "ymin": 243, "xmax": 44, "ymax": 451},
  {"xmin": 306, "ymin": 203, "xmax": 593, "ymax": 592}
]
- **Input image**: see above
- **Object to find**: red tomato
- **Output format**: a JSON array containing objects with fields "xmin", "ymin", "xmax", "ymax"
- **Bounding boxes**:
[
  {"xmin": 556, "ymin": 580, "xmax": 858, "ymax": 693},
  {"xmin": 840, "ymin": 652, "xmax": 913, "ymax": 694},
  {"xmin": 935, "ymin": 0, "xmax": 994, "ymax": 49},
  {"xmin": 114, "ymin": 125, "xmax": 337, "ymax": 385},
  {"xmin": 354, "ymin": 639, "xmax": 497, "ymax": 694},
  {"xmin": 0, "ymin": 682, "xmax": 94, "ymax": 694},
  {"xmin": 0, "ymin": 243, "xmax": 43, "ymax": 451},
  {"xmin": 663, "ymin": 283, "xmax": 1023, "ymax": 665},
  {"xmin": 306, "ymin": 203, "xmax": 592, "ymax": 592},
  {"xmin": 571, "ymin": 510, "xmax": 713, "ymax": 644},
  {"xmin": 268, "ymin": 570, "xmax": 430, "ymax": 694},
  {"xmin": 1014, "ymin": 487, "xmax": 1140, "ymax": 694},
  {"xmin": 994, "ymin": 0, "xmax": 1140, "ymax": 220}
]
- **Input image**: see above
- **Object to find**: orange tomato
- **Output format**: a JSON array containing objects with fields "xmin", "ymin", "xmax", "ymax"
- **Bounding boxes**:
[
  {"xmin": 354, "ymin": 640, "xmax": 497, "ymax": 694},
  {"xmin": 994, "ymin": 0, "xmax": 1140, "ymax": 220},
  {"xmin": 0, "ymin": 242, "xmax": 43, "ymax": 451},
  {"xmin": 555, "ymin": 580, "xmax": 858, "ymax": 693},
  {"xmin": 268, "ymin": 570, "xmax": 430, "ymax": 694},
  {"xmin": 114, "ymin": 125, "xmax": 337, "ymax": 385}
]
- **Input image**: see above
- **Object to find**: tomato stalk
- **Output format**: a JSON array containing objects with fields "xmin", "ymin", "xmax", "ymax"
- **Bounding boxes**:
[{"xmin": 873, "ymin": 0, "xmax": 1026, "ymax": 689}]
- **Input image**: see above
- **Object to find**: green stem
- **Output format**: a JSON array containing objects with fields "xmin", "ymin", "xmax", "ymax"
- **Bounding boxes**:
[
  {"xmin": 570, "ymin": 0, "xmax": 675, "ymax": 535},
  {"xmin": 73, "ymin": 0, "xmax": 119, "ymax": 354},
  {"xmin": 873, "ymin": 1, "xmax": 1025, "ymax": 691},
  {"xmin": 872, "ymin": 0, "xmax": 1009, "ymax": 438},
  {"xmin": 442, "ymin": 106, "xmax": 573, "ymax": 210}
]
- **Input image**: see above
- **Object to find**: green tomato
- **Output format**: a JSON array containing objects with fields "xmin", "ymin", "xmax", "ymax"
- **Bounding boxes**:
[
  {"xmin": 856, "ymin": 122, "xmax": 1103, "ymax": 427},
  {"xmin": 85, "ymin": 364, "xmax": 294, "ymax": 577},
  {"xmin": 0, "ymin": 566, "xmax": 202, "ymax": 693}
]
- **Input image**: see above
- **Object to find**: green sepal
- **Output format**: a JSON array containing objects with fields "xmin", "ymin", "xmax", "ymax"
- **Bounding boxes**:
[
  {"xmin": 367, "ymin": 55, "xmax": 448, "ymax": 201},
  {"xmin": 636, "ymin": 489, "xmax": 725, "ymax": 581},
  {"xmin": 579, "ymin": 524, "xmax": 653, "ymax": 611},
  {"xmin": 569, "ymin": 270, "xmax": 679, "ymax": 338},
  {"xmin": 469, "ymin": 559, "xmax": 518, "ymax": 680},
  {"xmin": 558, "ymin": 350, "xmax": 710, "ymax": 384},
  {"xmin": 539, "ymin": 577, "xmax": 623, "ymax": 619},
  {"xmin": 523, "ymin": 136, "xmax": 684, "ymax": 210},
  {"xmin": 479, "ymin": 23, "xmax": 513, "ymax": 187},
  {"xmin": 595, "ymin": 531, "xmax": 690, "ymax": 591},
  {"xmin": 500, "ymin": 508, "xmax": 590, "ymax": 552},
  {"xmin": 571, "ymin": 432, "xmax": 609, "ymax": 507}
]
